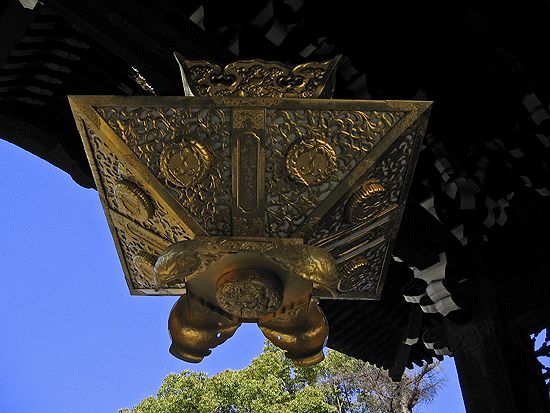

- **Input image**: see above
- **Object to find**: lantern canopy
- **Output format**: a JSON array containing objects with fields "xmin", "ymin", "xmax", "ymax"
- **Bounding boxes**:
[{"xmin": 68, "ymin": 56, "xmax": 431, "ymax": 365}]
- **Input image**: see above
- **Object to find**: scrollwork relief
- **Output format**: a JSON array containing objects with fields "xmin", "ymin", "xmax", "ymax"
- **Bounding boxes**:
[
  {"xmin": 85, "ymin": 125, "xmax": 191, "ymax": 242},
  {"xmin": 337, "ymin": 242, "xmax": 388, "ymax": 294},
  {"xmin": 375, "ymin": 129, "xmax": 416, "ymax": 204},
  {"xmin": 95, "ymin": 106, "xmax": 232, "ymax": 235},
  {"xmin": 181, "ymin": 57, "xmax": 339, "ymax": 98},
  {"xmin": 265, "ymin": 109, "xmax": 403, "ymax": 237}
]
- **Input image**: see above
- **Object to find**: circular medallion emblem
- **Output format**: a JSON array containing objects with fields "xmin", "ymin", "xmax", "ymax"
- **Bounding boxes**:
[
  {"xmin": 286, "ymin": 139, "xmax": 336, "ymax": 186},
  {"xmin": 216, "ymin": 269, "xmax": 284, "ymax": 319},
  {"xmin": 113, "ymin": 180, "xmax": 155, "ymax": 221},
  {"xmin": 339, "ymin": 257, "xmax": 377, "ymax": 293},
  {"xmin": 345, "ymin": 179, "xmax": 386, "ymax": 223},
  {"xmin": 160, "ymin": 140, "xmax": 211, "ymax": 187},
  {"xmin": 132, "ymin": 251, "xmax": 157, "ymax": 286}
]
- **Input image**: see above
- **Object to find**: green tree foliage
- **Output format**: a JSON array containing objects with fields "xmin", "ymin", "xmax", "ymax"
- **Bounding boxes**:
[{"xmin": 120, "ymin": 343, "xmax": 444, "ymax": 413}]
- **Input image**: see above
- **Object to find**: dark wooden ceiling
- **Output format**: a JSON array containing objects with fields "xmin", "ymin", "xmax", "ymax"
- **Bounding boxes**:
[{"xmin": 1, "ymin": 0, "xmax": 549, "ymax": 374}]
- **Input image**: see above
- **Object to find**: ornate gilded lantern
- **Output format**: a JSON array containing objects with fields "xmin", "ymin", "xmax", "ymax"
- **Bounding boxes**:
[{"xmin": 68, "ymin": 55, "xmax": 431, "ymax": 366}]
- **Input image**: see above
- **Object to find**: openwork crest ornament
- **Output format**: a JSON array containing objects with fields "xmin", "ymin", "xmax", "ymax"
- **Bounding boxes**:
[
  {"xmin": 346, "ymin": 179, "xmax": 387, "ymax": 223},
  {"xmin": 113, "ymin": 180, "xmax": 155, "ymax": 221},
  {"xmin": 160, "ymin": 140, "xmax": 212, "ymax": 187},
  {"xmin": 286, "ymin": 138, "xmax": 337, "ymax": 186},
  {"xmin": 69, "ymin": 55, "xmax": 431, "ymax": 367},
  {"xmin": 132, "ymin": 251, "xmax": 157, "ymax": 281},
  {"xmin": 339, "ymin": 256, "xmax": 377, "ymax": 293}
]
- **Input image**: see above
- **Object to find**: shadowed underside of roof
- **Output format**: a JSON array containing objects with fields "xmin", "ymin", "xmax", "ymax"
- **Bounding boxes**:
[{"xmin": 1, "ymin": 0, "xmax": 549, "ymax": 374}]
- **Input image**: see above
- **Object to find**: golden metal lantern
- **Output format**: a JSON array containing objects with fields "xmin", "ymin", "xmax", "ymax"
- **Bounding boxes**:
[{"xmin": 68, "ymin": 55, "xmax": 431, "ymax": 366}]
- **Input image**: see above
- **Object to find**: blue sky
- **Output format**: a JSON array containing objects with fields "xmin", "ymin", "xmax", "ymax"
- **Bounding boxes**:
[{"xmin": 0, "ymin": 139, "xmax": 465, "ymax": 412}]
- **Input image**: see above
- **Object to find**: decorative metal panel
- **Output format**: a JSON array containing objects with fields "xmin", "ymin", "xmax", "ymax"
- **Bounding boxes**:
[{"xmin": 69, "ymin": 96, "xmax": 430, "ymax": 299}]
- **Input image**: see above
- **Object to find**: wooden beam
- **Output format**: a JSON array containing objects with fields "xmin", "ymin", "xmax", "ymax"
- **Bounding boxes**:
[
  {"xmin": 0, "ymin": 0, "xmax": 38, "ymax": 66},
  {"xmin": 47, "ymin": 0, "xmax": 233, "ymax": 95},
  {"xmin": 448, "ymin": 289, "xmax": 550, "ymax": 413},
  {"xmin": 389, "ymin": 305, "xmax": 424, "ymax": 380}
]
